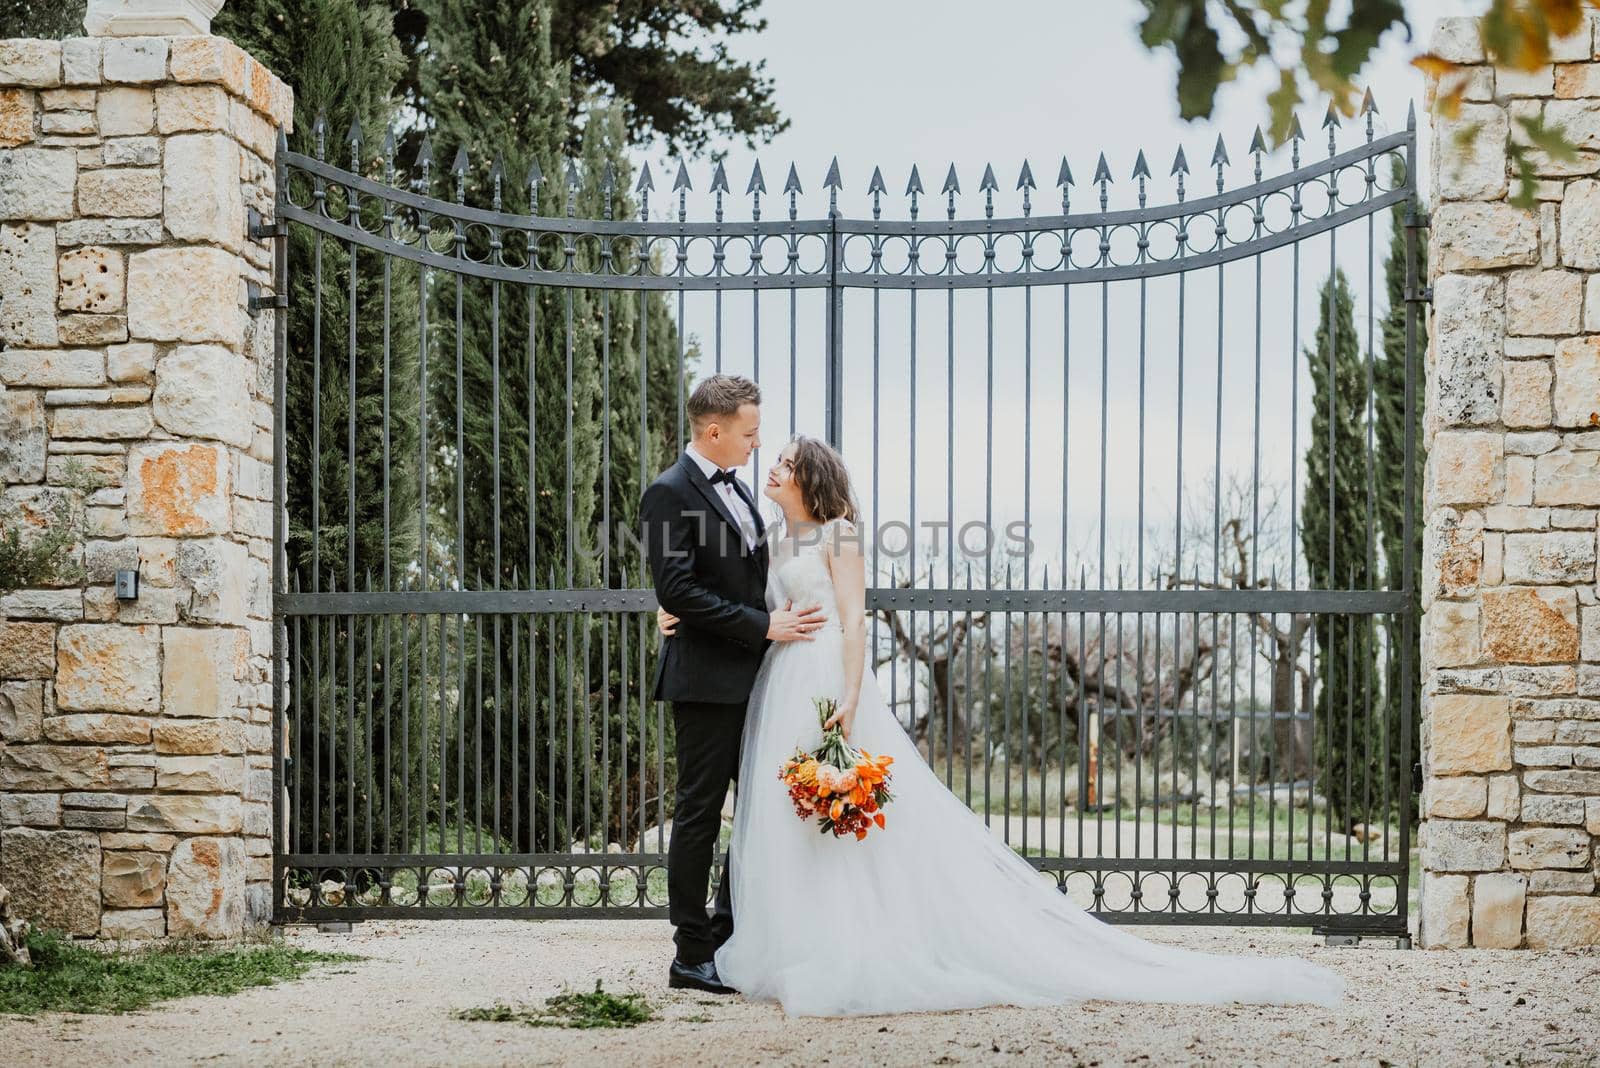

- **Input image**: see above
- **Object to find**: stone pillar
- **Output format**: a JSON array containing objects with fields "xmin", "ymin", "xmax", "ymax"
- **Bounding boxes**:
[
  {"xmin": 1420, "ymin": 15, "xmax": 1600, "ymax": 948},
  {"xmin": 0, "ymin": 26, "xmax": 290, "ymax": 938}
]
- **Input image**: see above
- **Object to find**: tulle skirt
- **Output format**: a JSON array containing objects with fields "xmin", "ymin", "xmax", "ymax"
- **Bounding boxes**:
[{"xmin": 713, "ymin": 628, "xmax": 1346, "ymax": 1017}]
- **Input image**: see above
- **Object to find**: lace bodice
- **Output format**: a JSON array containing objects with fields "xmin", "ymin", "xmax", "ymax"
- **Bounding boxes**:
[{"xmin": 767, "ymin": 518, "xmax": 855, "ymax": 625}]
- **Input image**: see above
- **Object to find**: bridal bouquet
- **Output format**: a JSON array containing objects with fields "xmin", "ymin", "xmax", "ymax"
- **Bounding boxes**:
[{"xmin": 778, "ymin": 697, "xmax": 895, "ymax": 840}]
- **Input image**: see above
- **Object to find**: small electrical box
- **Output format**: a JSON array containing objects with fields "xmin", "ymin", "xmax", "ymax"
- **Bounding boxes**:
[{"xmin": 115, "ymin": 569, "xmax": 139, "ymax": 600}]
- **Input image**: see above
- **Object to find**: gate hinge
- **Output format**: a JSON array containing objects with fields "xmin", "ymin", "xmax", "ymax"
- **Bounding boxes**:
[
  {"xmin": 1403, "ymin": 209, "xmax": 1431, "ymax": 230},
  {"xmin": 247, "ymin": 279, "xmax": 288, "ymax": 316},
  {"xmin": 1405, "ymin": 285, "xmax": 1433, "ymax": 305},
  {"xmin": 248, "ymin": 206, "xmax": 286, "ymax": 241}
]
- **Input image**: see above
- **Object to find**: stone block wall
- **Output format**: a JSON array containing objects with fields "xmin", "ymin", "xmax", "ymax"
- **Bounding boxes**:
[
  {"xmin": 1420, "ymin": 15, "xmax": 1600, "ymax": 948},
  {"xmin": 0, "ymin": 34, "xmax": 290, "ymax": 938}
]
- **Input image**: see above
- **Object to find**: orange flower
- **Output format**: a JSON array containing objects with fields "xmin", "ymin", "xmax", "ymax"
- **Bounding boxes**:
[
  {"xmin": 829, "ymin": 798, "xmax": 844, "ymax": 821},
  {"xmin": 874, "ymin": 812, "xmax": 886, "ymax": 829},
  {"xmin": 855, "ymin": 827, "xmax": 869, "ymax": 840}
]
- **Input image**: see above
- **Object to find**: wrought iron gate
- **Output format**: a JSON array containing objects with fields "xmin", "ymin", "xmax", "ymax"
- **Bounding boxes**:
[{"xmin": 271, "ymin": 101, "xmax": 1420, "ymax": 938}]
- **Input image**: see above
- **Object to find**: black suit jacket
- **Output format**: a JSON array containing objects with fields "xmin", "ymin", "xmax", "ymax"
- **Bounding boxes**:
[{"xmin": 642, "ymin": 452, "xmax": 771, "ymax": 704}]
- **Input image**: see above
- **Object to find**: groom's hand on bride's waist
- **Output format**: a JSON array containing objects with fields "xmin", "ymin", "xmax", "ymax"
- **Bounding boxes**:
[{"xmin": 767, "ymin": 600, "xmax": 826, "ymax": 642}]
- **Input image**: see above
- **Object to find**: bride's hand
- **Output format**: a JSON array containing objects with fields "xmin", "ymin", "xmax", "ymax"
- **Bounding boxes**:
[
  {"xmin": 822, "ymin": 700, "xmax": 856, "ymax": 740},
  {"xmin": 656, "ymin": 607, "xmax": 679, "ymax": 636}
]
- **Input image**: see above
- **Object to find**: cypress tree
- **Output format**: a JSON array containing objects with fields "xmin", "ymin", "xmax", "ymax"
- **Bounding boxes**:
[{"xmin": 1300, "ymin": 269, "xmax": 1379, "ymax": 834}]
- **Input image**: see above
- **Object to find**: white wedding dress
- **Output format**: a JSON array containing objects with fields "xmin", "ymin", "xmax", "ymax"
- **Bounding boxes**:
[{"xmin": 713, "ymin": 519, "xmax": 1345, "ymax": 1017}]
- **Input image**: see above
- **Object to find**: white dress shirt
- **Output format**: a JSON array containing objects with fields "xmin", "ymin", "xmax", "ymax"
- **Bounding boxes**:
[{"xmin": 685, "ymin": 442, "xmax": 761, "ymax": 552}]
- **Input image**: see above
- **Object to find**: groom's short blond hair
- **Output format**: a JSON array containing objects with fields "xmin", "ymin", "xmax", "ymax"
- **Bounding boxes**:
[{"xmin": 687, "ymin": 374, "xmax": 761, "ymax": 431}]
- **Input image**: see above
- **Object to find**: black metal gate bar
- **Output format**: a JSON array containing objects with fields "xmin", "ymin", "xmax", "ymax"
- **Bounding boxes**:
[{"xmin": 271, "ymin": 104, "xmax": 1420, "ymax": 934}]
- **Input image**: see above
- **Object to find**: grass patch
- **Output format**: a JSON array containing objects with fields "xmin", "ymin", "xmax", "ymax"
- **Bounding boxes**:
[
  {"xmin": 0, "ymin": 929, "xmax": 360, "ymax": 1016},
  {"xmin": 454, "ymin": 981, "xmax": 654, "ymax": 1030}
]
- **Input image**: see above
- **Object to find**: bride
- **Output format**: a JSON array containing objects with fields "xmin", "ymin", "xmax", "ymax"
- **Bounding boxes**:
[{"xmin": 658, "ymin": 435, "xmax": 1345, "ymax": 1017}]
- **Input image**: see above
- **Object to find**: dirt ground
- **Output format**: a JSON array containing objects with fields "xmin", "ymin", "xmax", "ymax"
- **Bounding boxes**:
[{"xmin": 2, "ymin": 919, "xmax": 1596, "ymax": 1067}]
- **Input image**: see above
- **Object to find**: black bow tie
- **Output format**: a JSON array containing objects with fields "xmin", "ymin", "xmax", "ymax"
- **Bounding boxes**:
[{"xmin": 708, "ymin": 468, "xmax": 738, "ymax": 487}]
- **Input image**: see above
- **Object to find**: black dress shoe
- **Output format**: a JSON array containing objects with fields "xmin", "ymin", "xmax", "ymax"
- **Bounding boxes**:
[{"xmin": 668, "ymin": 957, "xmax": 735, "ymax": 994}]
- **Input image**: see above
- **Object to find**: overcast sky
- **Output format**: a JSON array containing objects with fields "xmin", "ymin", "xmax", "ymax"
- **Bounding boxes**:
[{"xmin": 633, "ymin": 0, "xmax": 1465, "ymax": 588}]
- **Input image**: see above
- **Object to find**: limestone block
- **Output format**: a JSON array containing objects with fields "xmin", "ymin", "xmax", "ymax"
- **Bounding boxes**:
[
  {"xmin": 1522, "ymin": 794, "xmax": 1588, "ymax": 823},
  {"xmin": 1562, "ymin": 179, "xmax": 1600, "ymax": 268},
  {"xmin": 0, "ymin": 39, "xmax": 62, "ymax": 88},
  {"xmin": 1483, "ymin": 586, "xmax": 1580, "ymax": 663},
  {"xmin": 1589, "ymin": 797, "xmax": 1600, "ymax": 833},
  {"xmin": 1431, "ymin": 274, "xmax": 1503, "ymax": 427},
  {"xmin": 126, "ymin": 793, "xmax": 241, "ymax": 834},
  {"xmin": 1427, "ymin": 775, "xmax": 1487, "ymax": 819},
  {"xmin": 1507, "ymin": 269, "xmax": 1582, "ymax": 336},
  {"xmin": 107, "ymin": 341, "xmax": 155, "ymax": 383},
  {"xmin": 96, "ymin": 86, "xmax": 153, "ymax": 137},
  {"xmin": 175, "ymin": 536, "xmax": 249, "ymax": 622},
  {"xmin": 162, "ymin": 626, "xmax": 246, "ymax": 718},
  {"xmin": 1487, "ymin": 773, "xmax": 1520, "ymax": 819},
  {"xmin": 126, "ymin": 441, "xmax": 231, "ymax": 536},
  {"xmin": 1423, "ymin": 818, "xmax": 1507, "ymax": 872},
  {"xmin": 57, "ymin": 313, "xmax": 129, "ymax": 346},
  {"xmin": 1419, "ymin": 871, "xmax": 1470, "ymax": 948},
  {"xmin": 0, "ymin": 390, "xmax": 46, "ymax": 483},
  {"xmin": 152, "ymin": 718, "xmax": 244, "ymax": 754},
  {"xmin": 43, "ymin": 713, "xmax": 151, "ymax": 744},
  {"xmin": 153, "ymin": 345, "xmax": 252, "ymax": 446},
  {"xmin": 1471, "ymin": 872, "xmax": 1526, "ymax": 948},
  {"xmin": 126, "ymin": 246, "xmax": 242, "ymax": 348},
  {"xmin": 0, "ymin": 223, "xmax": 60, "ymax": 348},
  {"xmin": 1431, "ymin": 17, "xmax": 1485, "ymax": 63},
  {"xmin": 1559, "ymin": 63, "xmax": 1600, "ymax": 98},
  {"xmin": 1426, "ymin": 600, "xmax": 1480, "ymax": 669},
  {"xmin": 78, "ymin": 167, "xmax": 161, "ymax": 218},
  {"xmin": 1534, "ymin": 450, "xmax": 1600, "ymax": 506},
  {"xmin": 58, "ymin": 217, "xmax": 161, "ymax": 245},
  {"xmin": 1554, "ymin": 336, "xmax": 1600, "ymax": 427},
  {"xmin": 0, "ymin": 87, "xmax": 32, "ymax": 148},
  {"xmin": 0, "ymin": 588, "xmax": 83, "ymax": 621},
  {"xmin": 1530, "ymin": 870, "xmax": 1595, "ymax": 894},
  {"xmin": 0, "ymin": 828, "xmax": 99, "ymax": 937},
  {"xmin": 53, "ymin": 624, "xmax": 156, "ymax": 717},
  {"xmin": 166, "ymin": 836, "xmax": 244, "ymax": 938},
  {"xmin": 61, "ymin": 38, "xmax": 100, "ymax": 86},
  {"xmin": 1502, "ymin": 359, "xmax": 1553, "ymax": 429},
  {"xmin": 1428, "ymin": 431, "xmax": 1503, "ymax": 507},
  {"xmin": 0, "ymin": 791, "xmax": 60, "ymax": 827},
  {"xmin": 1429, "ymin": 693, "xmax": 1513, "ymax": 773},
  {"xmin": 0, "ymin": 680, "xmax": 44, "ymax": 742},
  {"xmin": 1432, "ymin": 202, "xmax": 1539, "ymax": 272},
  {"xmin": 102, "ymin": 851, "xmax": 164, "ymax": 908},
  {"xmin": 168, "ymin": 36, "xmax": 248, "ymax": 94},
  {"xmin": 102, "ymin": 37, "xmax": 168, "ymax": 85},
  {"xmin": 162, "ymin": 132, "xmax": 241, "ymax": 250},
  {"xmin": 1503, "ymin": 531, "xmax": 1596, "ymax": 583},
  {"xmin": 41, "ymin": 109, "xmax": 93, "ymax": 136},
  {"xmin": 157, "ymin": 754, "xmax": 243, "ymax": 792},
  {"xmin": 1509, "ymin": 827, "xmax": 1592, "ymax": 868},
  {"xmin": 1435, "ymin": 103, "xmax": 1509, "ymax": 200},
  {"xmin": 101, "ymin": 908, "xmax": 164, "ymax": 939},
  {"xmin": 58, "ymin": 245, "xmax": 125, "ymax": 314},
  {"xmin": 49, "ymin": 404, "xmax": 152, "ymax": 440},
  {"xmin": 1525, "ymin": 768, "xmax": 1600, "ymax": 792},
  {"xmin": 103, "ymin": 136, "xmax": 158, "ymax": 166},
  {"xmin": 155, "ymin": 85, "xmax": 227, "ymax": 133}
]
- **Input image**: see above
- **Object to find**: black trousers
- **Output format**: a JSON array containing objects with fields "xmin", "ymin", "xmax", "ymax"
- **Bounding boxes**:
[{"xmin": 667, "ymin": 697, "xmax": 745, "ymax": 965}]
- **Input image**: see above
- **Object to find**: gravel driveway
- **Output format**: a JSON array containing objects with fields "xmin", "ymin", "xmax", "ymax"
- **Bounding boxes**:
[{"xmin": 2, "ymin": 920, "xmax": 1596, "ymax": 1067}]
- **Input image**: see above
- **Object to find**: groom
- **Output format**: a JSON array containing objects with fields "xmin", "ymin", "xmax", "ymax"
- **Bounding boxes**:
[{"xmin": 641, "ymin": 374, "xmax": 826, "ymax": 994}]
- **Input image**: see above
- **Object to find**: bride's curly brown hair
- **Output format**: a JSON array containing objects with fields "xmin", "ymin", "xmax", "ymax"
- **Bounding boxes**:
[{"xmin": 788, "ymin": 436, "xmax": 860, "ymax": 526}]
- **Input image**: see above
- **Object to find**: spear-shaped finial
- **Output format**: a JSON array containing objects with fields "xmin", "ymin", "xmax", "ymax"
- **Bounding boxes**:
[
  {"xmin": 1211, "ymin": 134, "xmax": 1228, "ymax": 193},
  {"xmin": 1287, "ymin": 112, "xmax": 1306, "ymax": 168},
  {"xmin": 451, "ymin": 144, "xmax": 469, "ymax": 203},
  {"xmin": 1131, "ymin": 150, "xmax": 1150, "ymax": 207},
  {"xmin": 345, "ymin": 115, "xmax": 362, "ymax": 170},
  {"xmin": 415, "ymin": 134, "xmax": 433, "ymax": 194},
  {"xmin": 1016, "ymin": 159, "xmax": 1035, "ymax": 216},
  {"xmin": 1093, "ymin": 152, "xmax": 1111, "ymax": 211},
  {"xmin": 709, "ymin": 161, "xmax": 729, "ymax": 193},
  {"xmin": 672, "ymin": 160, "xmax": 692, "ymax": 192},
  {"xmin": 601, "ymin": 161, "xmax": 616, "ymax": 193},
  {"xmin": 942, "ymin": 163, "xmax": 959, "ymax": 220},
  {"xmin": 784, "ymin": 162, "xmax": 801, "ymax": 220},
  {"xmin": 634, "ymin": 160, "xmax": 651, "ymax": 219},
  {"xmin": 1056, "ymin": 156, "xmax": 1073, "ymax": 212},
  {"xmin": 1406, "ymin": 99, "xmax": 1416, "ymax": 131},
  {"xmin": 979, "ymin": 163, "xmax": 997, "ymax": 218},
  {"xmin": 526, "ymin": 158, "xmax": 543, "ymax": 214},
  {"xmin": 747, "ymin": 159, "xmax": 765, "ymax": 220},
  {"xmin": 823, "ymin": 156, "xmax": 842, "ymax": 216},
  {"xmin": 489, "ymin": 151, "xmax": 505, "ymax": 210},
  {"xmin": 1170, "ymin": 145, "xmax": 1189, "ymax": 202},
  {"xmin": 906, "ymin": 164, "xmax": 922, "ymax": 219},
  {"xmin": 381, "ymin": 127, "xmax": 397, "ymax": 185},
  {"xmin": 1323, "ymin": 99, "xmax": 1341, "ymax": 156},
  {"xmin": 1248, "ymin": 125, "xmax": 1266, "ymax": 181},
  {"xmin": 1361, "ymin": 87, "xmax": 1378, "ymax": 142},
  {"xmin": 867, "ymin": 165, "xmax": 886, "ymax": 219},
  {"xmin": 600, "ymin": 162, "xmax": 616, "ymax": 220},
  {"xmin": 313, "ymin": 112, "xmax": 327, "ymax": 159}
]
